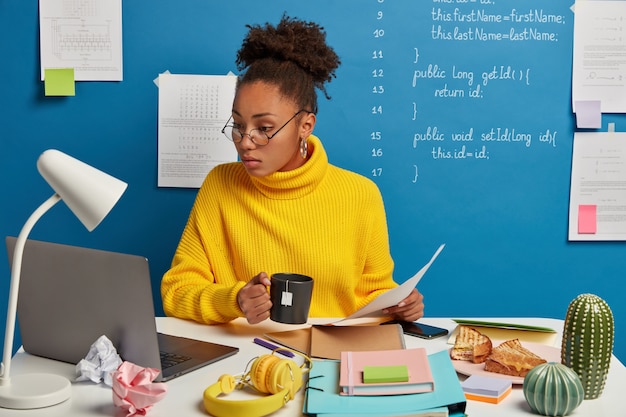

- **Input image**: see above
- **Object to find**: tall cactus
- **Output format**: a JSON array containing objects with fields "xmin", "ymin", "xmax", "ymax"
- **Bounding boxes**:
[{"xmin": 561, "ymin": 293, "xmax": 614, "ymax": 400}]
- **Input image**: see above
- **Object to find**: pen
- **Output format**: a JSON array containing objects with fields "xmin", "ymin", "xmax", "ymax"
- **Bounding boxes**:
[{"xmin": 253, "ymin": 337, "xmax": 295, "ymax": 358}]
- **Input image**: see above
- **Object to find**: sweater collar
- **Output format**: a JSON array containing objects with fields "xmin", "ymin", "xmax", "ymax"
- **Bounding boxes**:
[{"xmin": 250, "ymin": 135, "xmax": 328, "ymax": 199}]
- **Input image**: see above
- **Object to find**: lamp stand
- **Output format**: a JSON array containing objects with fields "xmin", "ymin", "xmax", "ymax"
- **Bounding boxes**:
[
  {"xmin": 0, "ymin": 374, "xmax": 71, "ymax": 409},
  {"xmin": 0, "ymin": 194, "xmax": 71, "ymax": 409}
]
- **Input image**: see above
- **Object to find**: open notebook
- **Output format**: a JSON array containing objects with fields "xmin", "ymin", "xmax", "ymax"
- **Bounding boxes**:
[{"xmin": 5, "ymin": 237, "xmax": 238, "ymax": 381}]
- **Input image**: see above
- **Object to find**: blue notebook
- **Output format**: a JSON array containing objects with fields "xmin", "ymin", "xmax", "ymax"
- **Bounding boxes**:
[
  {"xmin": 304, "ymin": 350, "xmax": 466, "ymax": 415},
  {"xmin": 317, "ymin": 411, "xmax": 466, "ymax": 417},
  {"xmin": 311, "ymin": 409, "xmax": 451, "ymax": 417}
]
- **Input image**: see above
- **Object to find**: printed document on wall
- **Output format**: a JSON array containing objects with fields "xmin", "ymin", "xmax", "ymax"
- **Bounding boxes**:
[
  {"xmin": 39, "ymin": 0, "xmax": 123, "ymax": 81},
  {"xmin": 157, "ymin": 73, "xmax": 237, "ymax": 188},
  {"xmin": 572, "ymin": 1, "xmax": 626, "ymax": 113},
  {"xmin": 569, "ymin": 132, "xmax": 626, "ymax": 241}
]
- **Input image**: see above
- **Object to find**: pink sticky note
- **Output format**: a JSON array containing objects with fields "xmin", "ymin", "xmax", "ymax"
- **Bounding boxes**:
[{"xmin": 578, "ymin": 205, "xmax": 597, "ymax": 234}]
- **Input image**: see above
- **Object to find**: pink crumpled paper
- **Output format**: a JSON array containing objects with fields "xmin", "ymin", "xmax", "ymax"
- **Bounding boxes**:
[{"xmin": 111, "ymin": 361, "xmax": 168, "ymax": 416}]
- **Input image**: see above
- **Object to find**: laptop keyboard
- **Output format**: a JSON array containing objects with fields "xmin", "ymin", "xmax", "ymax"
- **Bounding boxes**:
[{"xmin": 160, "ymin": 351, "xmax": 192, "ymax": 369}]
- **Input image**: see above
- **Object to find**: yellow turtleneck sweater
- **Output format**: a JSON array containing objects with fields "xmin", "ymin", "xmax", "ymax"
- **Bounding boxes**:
[{"xmin": 161, "ymin": 135, "xmax": 396, "ymax": 324}]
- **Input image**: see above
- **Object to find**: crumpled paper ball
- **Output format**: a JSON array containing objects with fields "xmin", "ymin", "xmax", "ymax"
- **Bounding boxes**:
[
  {"xmin": 112, "ymin": 361, "xmax": 168, "ymax": 416},
  {"xmin": 75, "ymin": 335, "xmax": 123, "ymax": 386}
]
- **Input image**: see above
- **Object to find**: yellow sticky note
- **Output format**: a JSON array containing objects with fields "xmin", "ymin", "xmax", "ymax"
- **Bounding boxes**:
[{"xmin": 44, "ymin": 68, "xmax": 75, "ymax": 96}]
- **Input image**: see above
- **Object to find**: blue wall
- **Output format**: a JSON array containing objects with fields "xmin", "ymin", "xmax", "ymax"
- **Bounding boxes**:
[{"xmin": 2, "ymin": 1, "xmax": 625, "ymax": 360}]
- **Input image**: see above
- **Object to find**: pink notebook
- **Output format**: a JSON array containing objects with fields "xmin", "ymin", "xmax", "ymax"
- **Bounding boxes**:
[{"xmin": 339, "ymin": 347, "xmax": 434, "ymax": 396}]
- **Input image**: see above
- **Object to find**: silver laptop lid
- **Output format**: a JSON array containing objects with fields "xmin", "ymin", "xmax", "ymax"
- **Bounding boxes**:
[{"xmin": 6, "ymin": 237, "xmax": 162, "ymax": 372}]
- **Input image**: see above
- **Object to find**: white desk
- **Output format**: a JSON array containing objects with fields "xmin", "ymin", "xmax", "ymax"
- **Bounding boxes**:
[{"xmin": 0, "ymin": 317, "xmax": 624, "ymax": 416}]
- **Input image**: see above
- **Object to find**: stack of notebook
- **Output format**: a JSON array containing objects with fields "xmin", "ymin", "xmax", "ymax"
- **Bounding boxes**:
[
  {"xmin": 339, "ymin": 348, "xmax": 434, "ymax": 396},
  {"xmin": 303, "ymin": 350, "xmax": 467, "ymax": 417}
]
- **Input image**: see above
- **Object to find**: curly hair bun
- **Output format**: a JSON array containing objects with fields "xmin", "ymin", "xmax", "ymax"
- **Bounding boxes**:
[{"xmin": 236, "ymin": 14, "xmax": 341, "ymax": 90}]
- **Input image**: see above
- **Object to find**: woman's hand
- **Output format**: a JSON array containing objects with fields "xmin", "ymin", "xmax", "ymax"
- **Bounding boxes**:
[
  {"xmin": 237, "ymin": 272, "xmax": 272, "ymax": 324},
  {"xmin": 382, "ymin": 288, "xmax": 424, "ymax": 322}
]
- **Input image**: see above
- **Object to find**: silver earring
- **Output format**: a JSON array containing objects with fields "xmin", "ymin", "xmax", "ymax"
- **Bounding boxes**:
[{"xmin": 299, "ymin": 138, "xmax": 308, "ymax": 159}]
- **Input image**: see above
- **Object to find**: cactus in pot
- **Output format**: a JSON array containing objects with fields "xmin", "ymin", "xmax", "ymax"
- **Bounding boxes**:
[{"xmin": 561, "ymin": 293, "xmax": 614, "ymax": 400}]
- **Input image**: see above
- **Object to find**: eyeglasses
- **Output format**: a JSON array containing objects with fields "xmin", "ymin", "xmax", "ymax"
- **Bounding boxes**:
[{"xmin": 221, "ymin": 110, "xmax": 307, "ymax": 146}]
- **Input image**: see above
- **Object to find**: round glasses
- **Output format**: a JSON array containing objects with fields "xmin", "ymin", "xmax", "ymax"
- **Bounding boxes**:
[{"xmin": 221, "ymin": 110, "xmax": 307, "ymax": 146}]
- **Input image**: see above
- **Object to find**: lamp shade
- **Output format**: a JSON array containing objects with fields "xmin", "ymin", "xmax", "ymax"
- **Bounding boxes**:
[{"xmin": 37, "ymin": 150, "xmax": 128, "ymax": 231}]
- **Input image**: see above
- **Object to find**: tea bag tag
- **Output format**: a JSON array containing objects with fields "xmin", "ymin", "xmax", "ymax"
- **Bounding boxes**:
[
  {"xmin": 281, "ymin": 280, "xmax": 293, "ymax": 306},
  {"xmin": 281, "ymin": 291, "xmax": 293, "ymax": 306}
]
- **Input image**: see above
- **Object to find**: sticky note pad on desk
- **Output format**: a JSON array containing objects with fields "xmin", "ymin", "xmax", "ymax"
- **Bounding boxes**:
[
  {"xmin": 461, "ymin": 375, "xmax": 512, "ymax": 404},
  {"xmin": 363, "ymin": 365, "xmax": 409, "ymax": 384}
]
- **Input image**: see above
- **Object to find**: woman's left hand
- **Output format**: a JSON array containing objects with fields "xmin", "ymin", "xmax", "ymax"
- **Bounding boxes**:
[{"xmin": 382, "ymin": 288, "xmax": 424, "ymax": 322}]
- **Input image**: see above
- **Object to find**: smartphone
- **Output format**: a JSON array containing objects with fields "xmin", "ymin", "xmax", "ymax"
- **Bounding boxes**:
[{"xmin": 381, "ymin": 320, "xmax": 449, "ymax": 339}]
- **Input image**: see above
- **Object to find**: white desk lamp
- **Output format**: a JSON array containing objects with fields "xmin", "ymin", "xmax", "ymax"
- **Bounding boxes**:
[{"xmin": 0, "ymin": 149, "xmax": 127, "ymax": 409}]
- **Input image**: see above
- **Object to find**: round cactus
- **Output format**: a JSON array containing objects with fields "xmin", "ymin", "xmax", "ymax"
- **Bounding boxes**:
[
  {"xmin": 561, "ymin": 293, "xmax": 614, "ymax": 400},
  {"xmin": 523, "ymin": 362, "xmax": 584, "ymax": 416}
]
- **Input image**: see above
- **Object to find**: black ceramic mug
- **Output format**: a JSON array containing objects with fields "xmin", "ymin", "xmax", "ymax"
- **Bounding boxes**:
[{"xmin": 269, "ymin": 273, "xmax": 314, "ymax": 324}]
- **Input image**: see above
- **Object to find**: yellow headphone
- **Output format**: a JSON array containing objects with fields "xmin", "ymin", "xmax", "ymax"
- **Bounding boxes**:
[{"xmin": 203, "ymin": 349, "xmax": 311, "ymax": 417}]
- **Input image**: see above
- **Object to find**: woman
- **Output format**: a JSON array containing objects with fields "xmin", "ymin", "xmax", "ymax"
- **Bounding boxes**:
[{"xmin": 161, "ymin": 15, "xmax": 424, "ymax": 324}]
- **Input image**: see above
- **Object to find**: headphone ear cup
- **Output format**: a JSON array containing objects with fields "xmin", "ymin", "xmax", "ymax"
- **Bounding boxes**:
[
  {"xmin": 249, "ymin": 354, "xmax": 303, "ymax": 399},
  {"xmin": 218, "ymin": 374, "xmax": 236, "ymax": 394},
  {"xmin": 269, "ymin": 359, "xmax": 303, "ymax": 400},
  {"xmin": 249, "ymin": 354, "xmax": 280, "ymax": 394}
]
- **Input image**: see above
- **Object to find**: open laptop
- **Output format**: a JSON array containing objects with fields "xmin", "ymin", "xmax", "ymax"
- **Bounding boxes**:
[{"xmin": 5, "ymin": 237, "xmax": 239, "ymax": 381}]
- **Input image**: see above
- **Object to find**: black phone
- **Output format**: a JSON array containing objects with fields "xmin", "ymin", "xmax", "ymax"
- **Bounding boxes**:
[{"xmin": 381, "ymin": 320, "xmax": 449, "ymax": 339}]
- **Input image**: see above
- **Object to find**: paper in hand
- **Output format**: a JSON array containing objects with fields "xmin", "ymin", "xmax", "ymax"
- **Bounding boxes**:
[{"xmin": 333, "ymin": 244, "xmax": 445, "ymax": 324}]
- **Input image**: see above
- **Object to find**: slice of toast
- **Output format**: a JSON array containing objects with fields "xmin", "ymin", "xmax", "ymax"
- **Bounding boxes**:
[
  {"xmin": 450, "ymin": 326, "xmax": 492, "ymax": 364},
  {"xmin": 484, "ymin": 338, "xmax": 546, "ymax": 377}
]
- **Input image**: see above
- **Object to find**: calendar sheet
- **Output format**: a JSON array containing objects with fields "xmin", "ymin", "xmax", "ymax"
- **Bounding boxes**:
[{"xmin": 157, "ymin": 73, "xmax": 237, "ymax": 188}]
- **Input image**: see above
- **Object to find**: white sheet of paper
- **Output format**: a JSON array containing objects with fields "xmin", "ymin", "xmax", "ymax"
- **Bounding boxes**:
[
  {"xmin": 157, "ymin": 73, "xmax": 237, "ymax": 188},
  {"xmin": 39, "ymin": 0, "xmax": 123, "ymax": 81},
  {"xmin": 568, "ymin": 132, "xmax": 626, "ymax": 241},
  {"xmin": 332, "ymin": 244, "xmax": 445, "ymax": 324},
  {"xmin": 572, "ymin": 1, "xmax": 626, "ymax": 113}
]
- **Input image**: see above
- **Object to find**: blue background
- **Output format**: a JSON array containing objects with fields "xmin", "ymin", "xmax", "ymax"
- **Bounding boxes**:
[{"xmin": 1, "ymin": 1, "xmax": 624, "ymax": 360}]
